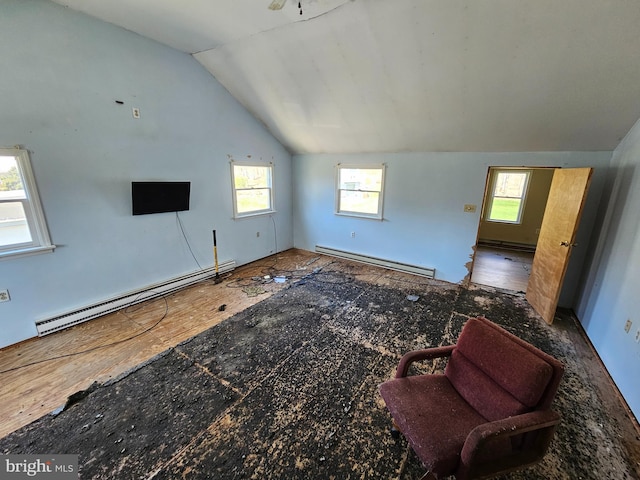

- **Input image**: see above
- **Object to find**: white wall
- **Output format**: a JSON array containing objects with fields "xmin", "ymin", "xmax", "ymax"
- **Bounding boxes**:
[
  {"xmin": 293, "ymin": 152, "xmax": 610, "ymax": 300},
  {"xmin": 576, "ymin": 118, "xmax": 640, "ymax": 420},
  {"xmin": 0, "ymin": 1, "xmax": 293, "ymax": 348}
]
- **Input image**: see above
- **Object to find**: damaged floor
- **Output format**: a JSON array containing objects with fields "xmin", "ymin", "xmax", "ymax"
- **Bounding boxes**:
[{"xmin": 0, "ymin": 249, "xmax": 639, "ymax": 479}]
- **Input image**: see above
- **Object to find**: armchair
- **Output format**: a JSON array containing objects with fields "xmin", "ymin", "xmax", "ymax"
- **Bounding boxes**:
[{"xmin": 379, "ymin": 316, "xmax": 564, "ymax": 480}]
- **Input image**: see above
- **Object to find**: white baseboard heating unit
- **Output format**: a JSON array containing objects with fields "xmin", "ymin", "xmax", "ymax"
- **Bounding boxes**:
[
  {"xmin": 35, "ymin": 260, "xmax": 235, "ymax": 336},
  {"xmin": 315, "ymin": 246, "xmax": 435, "ymax": 279}
]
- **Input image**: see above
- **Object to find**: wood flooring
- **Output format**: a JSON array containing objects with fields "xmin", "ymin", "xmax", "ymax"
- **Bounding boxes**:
[{"xmin": 471, "ymin": 245, "xmax": 534, "ymax": 292}]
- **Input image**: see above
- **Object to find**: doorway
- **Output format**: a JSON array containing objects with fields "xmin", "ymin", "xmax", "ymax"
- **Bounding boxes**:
[{"xmin": 470, "ymin": 167, "xmax": 554, "ymax": 291}]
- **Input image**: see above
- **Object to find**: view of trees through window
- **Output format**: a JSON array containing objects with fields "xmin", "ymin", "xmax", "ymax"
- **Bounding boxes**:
[
  {"xmin": 337, "ymin": 167, "xmax": 384, "ymax": 217},
  {"xmin": 0, "ymin": 156, "xmax": 31, "ymax": 247},
  {"xmin": 232, "ymin": 164, "xmax": 273, "ymax": 216},
  {"xmin": 487, "ymin": 171, "xmax": 529, "ymax": 223}
]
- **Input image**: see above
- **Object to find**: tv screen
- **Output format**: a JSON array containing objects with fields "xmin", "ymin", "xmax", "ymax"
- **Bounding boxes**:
[{"xmin": 132, "ymin": 181, "xmax": 191, "ymax": 215}]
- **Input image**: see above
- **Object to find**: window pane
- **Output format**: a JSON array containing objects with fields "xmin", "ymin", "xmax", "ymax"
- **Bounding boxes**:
[
  {"xmin": 335, "ymin": 165, "xmax": 385, "ymax": 218},
  {"xmin": 236, "ymin": 189, "xmax": 271, "ymax": 213},
  {"xmin": 0, "ymin": 148, "xmax": 54, "ymax": 257},
  {"xmin": 0, "ymin": 201, "xmax": 32, "ymax": 247},
  {"xmin": 489, "ymin": 198, "xmax": 521, "ymax": 222},
  {"xmin": 493, "ymin": 172, "xmax": 527, "ymax": 198},
  {"xmin": 0, "ymin": 156, "xmax": 26, "ymax": 200},
  {"xmin": 339, "ymin": 168, "xmax": 382, "ymax": 192},
  {"xmin": 486, "ymin": 170, "xmax": 530, "ymax": 224},
  {"xmin": 231, "ymin": 164, "xmax": 274, "ymax": 217},
  {"xmin": 234, "ymin": 165, "xmax": 270, "ymax": 189},
  {"xmin": 340, "ymin": 190, "xmax": 379, "ymax": 215}
]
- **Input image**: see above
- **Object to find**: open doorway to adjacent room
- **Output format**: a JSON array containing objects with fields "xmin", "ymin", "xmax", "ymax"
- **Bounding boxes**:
[{"xmin": 471, "ymin": 167, "xmax": 554, "ymax": 291}]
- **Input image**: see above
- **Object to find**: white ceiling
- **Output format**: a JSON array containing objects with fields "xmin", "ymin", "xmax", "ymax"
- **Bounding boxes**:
[{"xmin": 52, "ymin": 0, "xmax": 640, "ymax": 154}]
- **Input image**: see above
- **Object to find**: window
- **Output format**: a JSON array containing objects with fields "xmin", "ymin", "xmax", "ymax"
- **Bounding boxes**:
[
  {"xmin": 486, "ymin": 169, "xmax": 531, "ymax": 224},
  {"xmin": 336, "ymin": 164, "xmax": 385, "ymax": 219},
  {"xmin": 0, "ymin": 148, "xmax": 54, "ymax": 259},
  {"xmin": 231, "ymin": 162, "xmax": 274, "ymax": 218}
]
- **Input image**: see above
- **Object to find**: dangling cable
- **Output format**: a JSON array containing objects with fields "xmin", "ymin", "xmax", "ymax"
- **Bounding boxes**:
[{"xmin": 177, "ymin": 211, "xmax": 204, "ymax": 270}]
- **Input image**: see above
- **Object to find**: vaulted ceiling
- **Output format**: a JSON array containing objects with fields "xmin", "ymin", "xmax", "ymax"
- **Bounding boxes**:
[{"xmin": 52, "ymin": 0, "xmax": 640, "ymax": 154}]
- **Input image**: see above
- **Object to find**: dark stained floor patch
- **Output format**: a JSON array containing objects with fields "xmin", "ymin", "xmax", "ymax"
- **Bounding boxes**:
[
  {"xmin": 0, "ymin": 272, "xmax": 636, "ymax": 479},
  {"xmin": 157, "ymin": 333, "xmax": 405, "ymax": 479},
  {"xmin": 0, "ymin": 349, "xmax": 238, "ymax": 479}
]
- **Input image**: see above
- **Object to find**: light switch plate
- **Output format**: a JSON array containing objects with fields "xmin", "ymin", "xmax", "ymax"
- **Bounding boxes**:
[
  {"xmin": 463, "ymin": 204, "xmax": 477, "ymax": 213},
  {"xmin": 0, "ymin": 289, "xmax": 10, "ymax": 302}
]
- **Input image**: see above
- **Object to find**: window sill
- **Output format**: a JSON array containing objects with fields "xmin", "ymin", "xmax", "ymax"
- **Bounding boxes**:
[
  {"xmin": 233, "ymin": 210, "xmax": 276, "ymax": 220},
  {"xmin": 0, "ymin": 244, "xmax": 56, "ymax": 261},
  {"xmin": 335, "ymin": 212, "xmax": 384, "ymax": 221},
  {"xmin": 485, "ymin": 219, "xmax": 522, "ymax": 225}
]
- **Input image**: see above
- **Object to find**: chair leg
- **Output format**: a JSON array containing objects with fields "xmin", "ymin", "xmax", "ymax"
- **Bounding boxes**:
[{"xmin": 390, "ymin": 419, "xmax": 401, "ymax": 439}]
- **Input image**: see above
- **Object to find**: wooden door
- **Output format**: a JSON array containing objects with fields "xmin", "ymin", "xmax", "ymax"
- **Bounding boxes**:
[{"xmin": 526, "ymin": 168, "xmax": 593, "ymax": 324}]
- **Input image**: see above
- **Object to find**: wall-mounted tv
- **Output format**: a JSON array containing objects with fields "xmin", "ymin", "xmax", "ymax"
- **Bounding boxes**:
[{"xmin": 132, "ymin": 181, "xmax": 191, "ymax": 215}]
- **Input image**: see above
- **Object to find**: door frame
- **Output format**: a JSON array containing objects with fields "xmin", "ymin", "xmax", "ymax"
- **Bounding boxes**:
[{"xmin": 469, "ymin": 165, "xmax": 556, "ymax": 289}]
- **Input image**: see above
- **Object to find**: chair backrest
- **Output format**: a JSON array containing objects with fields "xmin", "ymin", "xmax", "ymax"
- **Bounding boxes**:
[{"xmin": 444, "ymin": 317, "xmax": 564, "ymax": 422}]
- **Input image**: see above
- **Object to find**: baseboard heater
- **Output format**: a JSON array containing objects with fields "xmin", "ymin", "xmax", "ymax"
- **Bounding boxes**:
[
  {"xmin": 315, "ymin": 246, "xmax": 435, "ymax": 279},
  {"xmin": 35, "ymin": 260, "xmax": 235, "ymax": 337},
  {"xmin": 478, "ymin": 240, "xmax": 536, "ymax": 252}
]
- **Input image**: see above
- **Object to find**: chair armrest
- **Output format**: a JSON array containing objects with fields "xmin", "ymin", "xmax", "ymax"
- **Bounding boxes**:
[
  {"xmin": 395, "ymin": 345, "xmax": 455, "ymax": 378},
  {"xmin": 459, "ymin": 410, "xmax": 561, "ymax": 478}
]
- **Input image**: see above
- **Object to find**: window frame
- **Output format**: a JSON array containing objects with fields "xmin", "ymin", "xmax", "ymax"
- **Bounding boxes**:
[
  {"xmin": 230, "ymin": 161, "xmax": 275, "ymax": 219},
  {"xmin": 485, "ymin": 168, "xmax": 532, "ymax": 225},
  {"xmin": 335, "ymin": 164, "xmax": 386, "ymax": 220},
  {"xmin": 0, "ymin": 147, "xmax": 54, "ymax": 260}
]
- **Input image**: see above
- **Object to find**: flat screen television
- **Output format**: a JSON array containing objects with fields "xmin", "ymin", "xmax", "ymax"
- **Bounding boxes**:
[{"xmin": 132, "ymin": 181, "xmax": 191, "ymax": 215}]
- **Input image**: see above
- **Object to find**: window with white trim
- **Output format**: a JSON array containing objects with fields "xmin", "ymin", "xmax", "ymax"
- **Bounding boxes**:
[
  {"xmin": 231, "ymin": 162, "xmax": 274, "ymax": 218},
  {"xmin": 485, "ymin": 169, "xmax": 531, "ymax": 224},
  {"xmin": 336, "ymin": 164, "xmax": 385, "ymax": 219},
  {"xmin": 0, "ymin": 148, "xmax": 54, "ymax": 259}
]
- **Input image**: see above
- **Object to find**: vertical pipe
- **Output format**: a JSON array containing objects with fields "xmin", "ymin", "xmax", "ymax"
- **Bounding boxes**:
[{"xmin": 212, "ymin": 230, "xmax": 219, "ymax": 279}]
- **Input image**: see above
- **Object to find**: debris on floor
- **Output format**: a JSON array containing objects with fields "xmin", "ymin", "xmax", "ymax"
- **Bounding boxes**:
[{"xmin": 242, "ymin": 286, "xmax": 267, "ymax": 297}]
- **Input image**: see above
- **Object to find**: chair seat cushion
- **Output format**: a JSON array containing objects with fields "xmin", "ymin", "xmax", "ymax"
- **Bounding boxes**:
[{"xmin": 379, "ymin": 374, "xmax": 487, "ymax": 476}]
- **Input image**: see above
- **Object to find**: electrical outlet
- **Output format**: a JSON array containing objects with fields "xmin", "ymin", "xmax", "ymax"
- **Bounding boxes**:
[
  {"xmin": 463, "ymin": 204, "xmax": 477, "ymax": 213},
  {"xmin": 350, "ymin": 232, "xmax": 356, "ymax": 238},
  {"xmin": 0, "ymin": 289, "xmax": 10, "ymax": 302},
  {"xmin": 132, "ymin": 107, "xmax": 140, "ymax": 119},
  {"xmin": 624, "ymin": 319, "xmax": 632, "ymax": 333}
]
